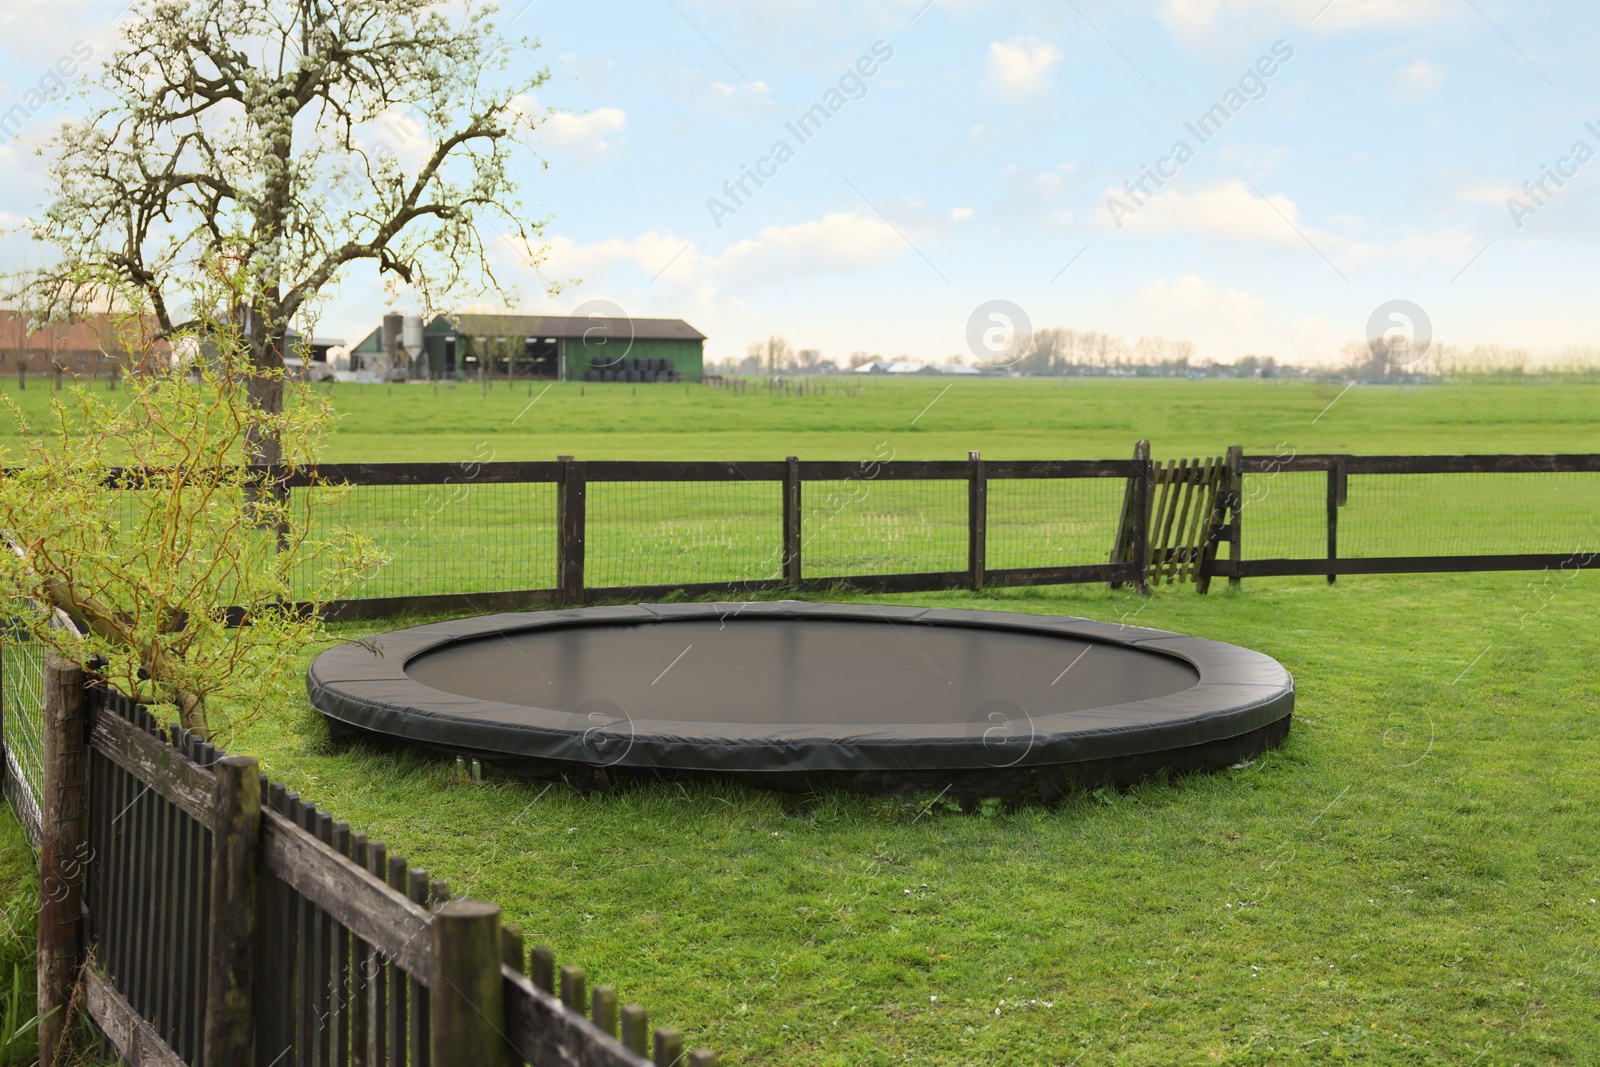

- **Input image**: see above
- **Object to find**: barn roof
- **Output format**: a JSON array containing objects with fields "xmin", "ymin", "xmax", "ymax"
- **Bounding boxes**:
[{"xmin": 428, "ymin": 314, "xmax": 705, "ymax": 342}]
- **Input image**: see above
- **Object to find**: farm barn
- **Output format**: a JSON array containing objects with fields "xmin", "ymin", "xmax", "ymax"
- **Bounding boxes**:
[{"xmin": 351, "ymin": 312, "xmax": 706, "ymax": 382}]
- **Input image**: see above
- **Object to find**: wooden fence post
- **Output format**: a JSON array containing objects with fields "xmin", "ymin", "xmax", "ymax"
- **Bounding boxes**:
[
  {"xmin": 430, "ymin": 899, "xmax": 507, "ymax": 1067},
  {"xmin": 967, "ymin": 451, "xmax": 987, "ymax": 592},
  {"xmin": 38, "ymin": 654, "xmax": 88, "ymax": 1065},
  {"xmin": 1129, "ymin": 440, "xmax": 1152, "ymax": 596},
  {"xmin": 782, "ymin": 456, "xmax": 802, "ymax": 587},
  {"xmin": 1326, "ymin": 458, "xmax": 1346, "ymax": 585},
  {"xmin": 1195, "ymin": 456, "xmax": 1232, "ymax": 595},
  {"xmin": 557, "ymin": 455, "xmax": 587, "ymax": 606},
  {"xmin": 1226, "ymin": 445, "xmax": 1243, "ymax": 589},
  {"xmin": 204, "ymin": 755, "xmax": 261, "ymax": 1067}
]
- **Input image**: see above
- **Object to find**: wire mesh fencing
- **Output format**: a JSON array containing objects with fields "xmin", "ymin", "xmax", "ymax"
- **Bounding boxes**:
[
  {"xmin": 585, "ymin": 479, "xmax": 784, "ymax": 590},
  {"xmin": 1238, "ymin": 468, "xmax": 1600, "ymax": 562},
  {"xmin": 1340, "ymin": 472, "xmax": 1600, "ymax": 557},
  {"xmin": 803, "ymin": 478, "xmax": 968, "ymax": 578},
  {"xmin": 1237, "ymin": 470, "xmax": 1329, "ymax": 561},
  {"xmin": 295, "ymin": 481, "xmax": 560, "ymax": 600},
  {"xmin": 987, "ymin": 476, "xmax": 1131, "ymax": 572},
  {"xmin": 0, "ymin": 624, "xmax": 45, "ymax": 846}
]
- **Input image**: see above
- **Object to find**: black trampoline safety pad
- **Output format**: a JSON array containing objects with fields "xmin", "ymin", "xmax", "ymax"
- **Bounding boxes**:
[{"xmin": 308, "ymin": 602, "xmax": 1294, "ymax": 798}]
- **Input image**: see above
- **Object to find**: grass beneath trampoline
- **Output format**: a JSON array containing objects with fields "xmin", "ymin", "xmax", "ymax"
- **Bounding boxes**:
[{"xmin": 225, "ymin": 571, "xmax": 1600, "ymax": 1067}]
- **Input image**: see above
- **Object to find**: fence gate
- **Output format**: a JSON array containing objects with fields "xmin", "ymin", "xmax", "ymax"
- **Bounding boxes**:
[{"xmin": 1110, "ymin": 442, "xmax": 1230, "ymax": 593}]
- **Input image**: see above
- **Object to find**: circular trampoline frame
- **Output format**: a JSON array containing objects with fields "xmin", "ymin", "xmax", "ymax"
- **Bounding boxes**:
[{"xmin": 309, "ymin": 602, "xmax": 1294, "ymax": 798}]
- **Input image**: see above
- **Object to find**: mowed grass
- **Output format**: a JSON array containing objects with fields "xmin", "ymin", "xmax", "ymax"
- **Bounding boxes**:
[
  {"xmin": 0, "ymin": 804, "xmax": 37, "ymax": 1063},
  {"xmin": 4, "ymin": 377, "xmax": 1599, "ymax": 1063},
  {"xmin": 3, "ymin": 374, "xmax": 1600, "ymax": 462},
  {"xmin": 220, "ymin": 570, "xmax": 1600, "ymax": 1067}
]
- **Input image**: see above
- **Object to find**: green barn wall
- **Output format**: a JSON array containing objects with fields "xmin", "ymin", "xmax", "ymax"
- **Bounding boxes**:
[{"xmin": 568, "ymin": 338, "xmax": 703, "ymax": 382}]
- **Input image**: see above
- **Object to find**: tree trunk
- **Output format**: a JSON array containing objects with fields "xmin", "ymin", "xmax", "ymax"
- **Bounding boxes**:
[
  {"xmin": 243, "ymin": 317, "xmax": 286, "ymax": 466},
  {"xmin": 244, "ymin": 371, "xmax": 284, "ymax": 465}
]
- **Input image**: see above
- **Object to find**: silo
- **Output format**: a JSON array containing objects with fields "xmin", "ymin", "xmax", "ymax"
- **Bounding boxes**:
[
  {"xmin": 381, "ymin": 312, "xmax": 403, "ymax": 379},
  {"xmin": 403, "ymin": 314, "xmax": 427, "ymax": 379}
]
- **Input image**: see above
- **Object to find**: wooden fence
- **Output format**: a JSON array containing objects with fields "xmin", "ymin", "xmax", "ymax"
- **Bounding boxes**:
[
  {"xmin": 294, "ymin": 450, "xmax": 1163, "ymax": 619},
  {"xmin": 16, "ymin": 652, "xmax": 715, "ymax": 1066},
  {"xmin": 1213, "ymin": 451, "xmax": 1600, "ymax": 582},
  {"xmin": 293, "ymin": 447, "xmax": 1600, "ymax": 618}
]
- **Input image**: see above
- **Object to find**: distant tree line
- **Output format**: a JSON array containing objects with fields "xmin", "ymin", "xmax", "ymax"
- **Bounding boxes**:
[{"xmin": 707, "ymin": 330, "xmax": 1600, "ymax": 379}]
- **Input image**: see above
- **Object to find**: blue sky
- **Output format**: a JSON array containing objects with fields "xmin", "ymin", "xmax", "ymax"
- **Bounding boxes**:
[{"xmin": 3, "ymin": 0, "xmax": 1599, "ymax": 366}]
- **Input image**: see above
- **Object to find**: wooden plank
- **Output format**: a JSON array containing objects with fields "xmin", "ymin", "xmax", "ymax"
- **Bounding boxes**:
[
  {"xmin": 1238, "ymin": 453, "xmax": 1600, "ymax": 475},
  {"xmin": 347, "ymin": 832, "xmax": 367, "ymax": 1067},
  {"xmin": 1107, "ymin": 451, "xmax": 1139, "ymax": 590},
  {"xmin": 260, "ymin": 811, "xmax": 435, "ymax": 980},
  {"xmin": 558, "ymin": 457, "xmax": 587, "ymax": 607},
  {"xmin": 272, "ymin": 462, "xmax": 563, "ymax": 487},
  {"xmin": 175, "ymin": 733, "xmax": 202, "ymax": 1062},
  {"xmin": 967, "ymin": 451, "xmax": 986, "ymax": 592},
  {"xmin": 258, "ymin": 786, "xmax": 292, "ymax": 1067},
  {"xmin": 88, "ymin": 709, "xmax": 214, "ymax": 827},
  {"xmin": 430, "ymin": 901, "xmax": 507, "ymax": 1067},
  {"xmin": 151, "ymin": 751, "xmax": 176, "ymax": 1051},
  {"xmin": 983, "ymin": 459, "xmax": 1141, "ymax": 479},
  {"xmin": 585, "ymin": 579, "xmax": 788, "ymax": 603},
  {"xmin": 1130, "ymin": 441, "xmax": 1152, "ymax": 596},
  {"xmin": 1179, "ymin": 459, "xmax": 1214, "ymax": 584},
  {"xmin": 983, "ymin": 564, "xmax": 1138, "ymax": 587},
  {"xmin": 84, "ymin": 968, "xmax": 188, "ymax": 1067},
  {"xmin": 38, "ymin": 655, "xmax": 88, "ymax": 1065},
  {"xmin": 1153, "ymin": 460, "xmax": 1183, "ymax": 583},
  {"xmin": 584, "ymin": 461, "xmax": 787, "ymax": 482},
  {"xmin": 408, "ymin": 871, "xmax": 430, "ymax": 1067},
  {"xmin": 782, "ymin": 457, "xmax": 802, "ymax": 587},
  {"xmin": 502, "ymin": 968, "xmax": 654, "ymax": 1067},
  {"xmin": 366, "ymin": 840, "xmax": 389, "ymax": 1067},
  {"xmin": 318, "ymin": 589, "xmax": 560, "ymax": 623},
  {"xmin": 797, "ymin": 460, "xmax": 969, "ymax": 481},
  {"xmin": 795, "ymin": 571, "xmax": 972, "ymax": 595},
  {"xmin": 1232, "ymin": 552, "xmax": 1600, "ymax": 577},
  {"xmin": 387, "ymin": 855, "xmax": 408, "ymax": 1067},
  {"xmin": 1325, "ymin": 462, "xmax": 1341, "ymax": 586},
  {"xmin": 204, "ymin": 756, "xmax": 260, "ymax": 1067}
]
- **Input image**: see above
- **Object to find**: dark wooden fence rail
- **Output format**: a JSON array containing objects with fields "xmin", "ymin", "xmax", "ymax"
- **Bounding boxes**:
[{"xmin": 22, "ymin": 657, "xmax": 715, "ymax": 1067}]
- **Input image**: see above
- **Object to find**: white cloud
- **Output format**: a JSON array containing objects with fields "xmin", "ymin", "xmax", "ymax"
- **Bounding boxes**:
[
  {"xmin": 1396, "ymin": 59, "xmax": 1445, "ymax": 96},
  {"xmin": 535, "ymin": 211, "xmax": 910, "ymax": 300},
  {"xmin": 1140, "ymin": 274, "xmax": 1266, "ymax": 321},
  {"xmin": 984, "ymin": 37, "xmax": 1061, "ymax": 100},
  {"xmin": 716, "ymin": 211, "xmax": 906, "ymax": 285},
  {"xmin": 539, "ymin": 107, "xmax": 627, "ymax": 161},
  {"xmin": 1102, "ymin": 178, "xmax": 1302, "ymax": 244},
  {"xmin": 997, "ymin": 162, "xmax": 1080, "ymax": 231},
  {"xmin": 649, "ymin": 60, "xmax": 772, "ymax": 124},
  {"xmin": 1160, "ymin": 0, "xmax": 1449, "ymax": 44},
  {"xmin": 950, "ymin": 207, "xmax": 973, "ymax": 221},
  {"xmin": 1104, "ymin": 178, "xmax": 1481, "ymax": 272},
  {"xmin": 1457, "ymin": 179, "xmax": 1520, "ymax": 205}
]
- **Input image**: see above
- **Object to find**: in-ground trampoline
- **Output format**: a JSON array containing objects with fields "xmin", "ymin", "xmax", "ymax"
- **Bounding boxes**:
[{"xmin": 309, "ymin": 602, "xmax": 1294, "ymax": 800}]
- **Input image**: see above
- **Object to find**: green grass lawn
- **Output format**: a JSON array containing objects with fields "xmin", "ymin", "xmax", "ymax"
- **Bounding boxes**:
[
  {"xmin": 0, "ymin": 802, "xmax": 38, "ymax": 1064},
  {"xmin": 5, "ymin": 375, "xmax": 1600, "ymax": 463},
  {"xmin": 4, "ymin": 377, "xmax": 1599, "ymax": 1063},
  {"xmin": 221, "ymin": 570, "xmax": 1600, "ymax": 1067}
]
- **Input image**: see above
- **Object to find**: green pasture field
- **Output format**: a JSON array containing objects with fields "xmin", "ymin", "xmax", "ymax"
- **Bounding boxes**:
[
  {"xmin": 216, "ymin": 572, "xmax": 1600, "ymax": 1067},
  {"xmin": 2, "ymin": 376, "xmax": 1599, "ymax": 1064},
  {"xmin": 3, "ymin": 374, "xmax": 1600, "ymax": 463}
]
